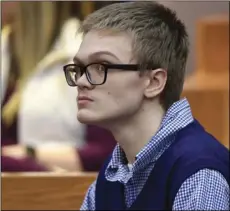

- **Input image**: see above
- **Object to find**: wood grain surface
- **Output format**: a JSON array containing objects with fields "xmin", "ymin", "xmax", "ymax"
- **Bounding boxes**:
[{"xmin": 1, "ymin": 172, "xmax": 97, "ymax": 210}]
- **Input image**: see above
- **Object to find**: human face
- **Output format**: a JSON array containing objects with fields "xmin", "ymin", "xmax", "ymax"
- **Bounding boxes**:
[{"xmin": 74, "ymin": 30, "xmax": 147, "ymax": 126}]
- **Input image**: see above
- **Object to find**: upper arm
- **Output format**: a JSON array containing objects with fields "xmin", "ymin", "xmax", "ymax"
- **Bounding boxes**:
[
  {"xmin": 80, "ymin": 180, "xmax": 97, "ymax": 211},
  {"xmin": 173, "ymin": 169, "xmax": 229, "ymax": 210}
]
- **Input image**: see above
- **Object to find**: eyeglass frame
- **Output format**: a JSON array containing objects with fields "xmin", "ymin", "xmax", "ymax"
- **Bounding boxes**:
[{"xmin": 63, "ymin": 63, "xmax": 142, "ymax": 86}]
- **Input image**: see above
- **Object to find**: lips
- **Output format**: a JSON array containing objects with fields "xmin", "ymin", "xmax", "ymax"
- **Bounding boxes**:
[
  {"xmin": 77, "ymin": 95, "xmax": 93, "ymax": 107},
  {"xmin": 77, "ymin": 96, "xmax": 93, "ymax": 101}
]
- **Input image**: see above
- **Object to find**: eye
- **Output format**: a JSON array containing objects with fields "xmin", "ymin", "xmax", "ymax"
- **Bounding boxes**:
[
  {"xmin": 88, "ymin": 63, "xmax": 106, "ymax": 73},
  {"xmin": 97, "ymin": 64, "xmax": 105, "ymax": 71}
]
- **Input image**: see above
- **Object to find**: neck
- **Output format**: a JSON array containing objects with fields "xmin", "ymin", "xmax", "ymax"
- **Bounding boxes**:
[{"xmin": 108, "ymin": 102, "xmax": 165, "ymax": 164}]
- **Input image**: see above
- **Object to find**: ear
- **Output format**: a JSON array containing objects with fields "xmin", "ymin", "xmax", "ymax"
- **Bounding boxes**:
[{"xmin": 144, "ymin": 68, "xmax": 167, "ymax": 99}]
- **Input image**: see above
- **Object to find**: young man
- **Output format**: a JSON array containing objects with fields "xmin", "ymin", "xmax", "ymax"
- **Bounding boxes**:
[{"xmin": 63, "ymin": 1, "xmax": 229, "ymax": 210}]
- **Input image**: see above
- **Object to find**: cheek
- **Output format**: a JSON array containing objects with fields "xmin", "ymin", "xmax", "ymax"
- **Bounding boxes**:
[
  {"xmin": 105, "ymin": 76, "xmax": 144, "ymax": 112},
  {"xmin": 77, "ymin": 75, "xmax": 144, "ymax": 124}
]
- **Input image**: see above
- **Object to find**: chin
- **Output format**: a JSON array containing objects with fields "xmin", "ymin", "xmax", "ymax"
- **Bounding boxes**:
[
  {"xmin": 77, "ymin": 109, "xmax": 114, "ymax": 129},
  {"xmin": 77, "ymin": 109, "xmax": 102, "ymax": 125}
]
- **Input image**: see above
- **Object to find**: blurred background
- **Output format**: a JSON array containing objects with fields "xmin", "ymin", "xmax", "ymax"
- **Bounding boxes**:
[{"xmin": 1, "ymin": 1, "xmax": 229, "ymax": 173}]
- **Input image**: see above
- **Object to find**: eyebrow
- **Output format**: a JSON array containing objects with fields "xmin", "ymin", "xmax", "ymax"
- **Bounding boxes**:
[{"xmin": 73, "ymin": 51, "xmax": 121, "ymax": 64}]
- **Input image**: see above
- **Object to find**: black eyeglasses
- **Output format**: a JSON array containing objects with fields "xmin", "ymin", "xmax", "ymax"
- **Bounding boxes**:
[{"xmin": 63, "ymin": 63, "xmax": 140, "ymax": 86}]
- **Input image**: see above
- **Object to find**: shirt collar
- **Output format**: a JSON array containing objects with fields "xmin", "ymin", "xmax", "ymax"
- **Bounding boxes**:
[{"xmin": 109, "ymin": 144, "xmax": 127, "ymax": 169}]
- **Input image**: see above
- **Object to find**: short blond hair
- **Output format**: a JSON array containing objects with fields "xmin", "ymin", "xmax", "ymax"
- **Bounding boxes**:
[{"xmin": 80, "ymin": 1, "xmax": 189, "ymax": 110}]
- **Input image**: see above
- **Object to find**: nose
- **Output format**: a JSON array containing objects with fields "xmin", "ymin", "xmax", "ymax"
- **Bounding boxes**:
[{"xmin": 76, "ymin": 72, "xmax": 94, "ymax": 90}]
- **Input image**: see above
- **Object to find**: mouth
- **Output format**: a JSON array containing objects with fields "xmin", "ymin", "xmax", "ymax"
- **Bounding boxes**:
[{"xmin": 77, "ymin": 96, "xmax": 93, "ymax": 106}]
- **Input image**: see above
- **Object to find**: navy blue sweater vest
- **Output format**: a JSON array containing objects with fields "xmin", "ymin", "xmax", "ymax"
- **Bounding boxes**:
[{"xmin": 95, "ymin": 120, "xmax": 229, "ymax": 210}]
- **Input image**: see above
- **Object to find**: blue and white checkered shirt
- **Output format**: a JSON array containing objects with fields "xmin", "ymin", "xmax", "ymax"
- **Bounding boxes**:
[{"xmin": 81, "ymin": 98, "xmax": 229, "ymax": 210}]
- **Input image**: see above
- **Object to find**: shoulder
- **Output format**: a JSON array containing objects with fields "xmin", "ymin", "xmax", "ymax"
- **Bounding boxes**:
[
  {"xmin": 169, "ymin": 121, "xmax": 229, "ymax": 171},
  {"xmin": 177, "ymin": 169, "xmax": 229, "ymax": 192},
  {"xmin": 167, "ymin": 150, "xmax": 229, "ymax": 208},
  {"xmin": 173, "ymin": 169, "xmax": 229, "ymax": 210},
  {"xmin": 165, "ymin": 123, "xmax": 229, "ymax": 206}
]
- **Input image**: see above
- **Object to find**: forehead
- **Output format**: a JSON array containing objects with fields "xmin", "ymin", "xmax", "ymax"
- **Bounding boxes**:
[{"xmin": 76, "ymin": 30, "xmax": 134, "ymax": 63}]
